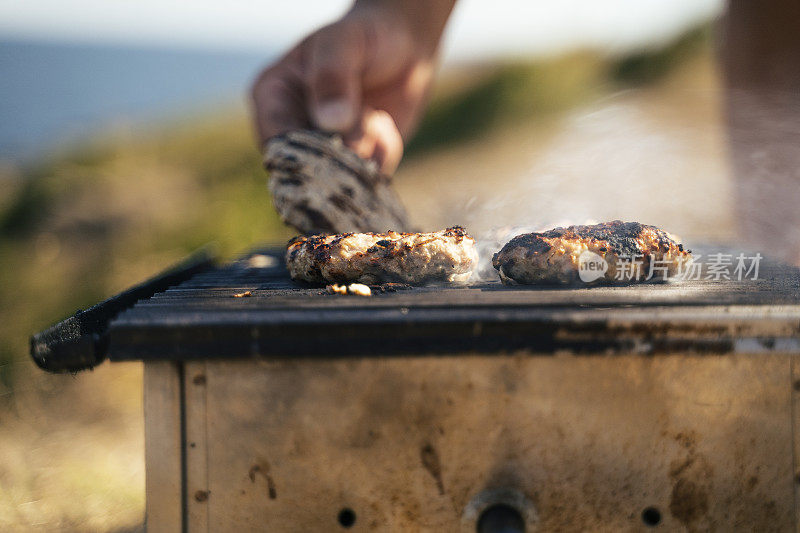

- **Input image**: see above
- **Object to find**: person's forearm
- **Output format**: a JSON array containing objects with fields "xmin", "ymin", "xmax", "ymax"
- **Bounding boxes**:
[{"xmin": 351, "ymin": 0, "xmax": 457, "ymax": 55}]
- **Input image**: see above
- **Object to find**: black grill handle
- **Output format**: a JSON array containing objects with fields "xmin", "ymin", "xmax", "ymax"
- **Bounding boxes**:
[{"xmin": 30, "ymin": 246, "xmax": 218, "ymax": 373}]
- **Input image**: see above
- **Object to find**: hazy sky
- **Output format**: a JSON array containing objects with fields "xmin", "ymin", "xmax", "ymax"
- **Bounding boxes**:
[{"xmin": 0, "ymin": 0, "xmax": 724, "ymax": 61}]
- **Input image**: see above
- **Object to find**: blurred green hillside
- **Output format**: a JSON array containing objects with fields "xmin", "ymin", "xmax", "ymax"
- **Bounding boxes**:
[{"xmin": 0, "ymin": 24, "xmax": 710, "ymax": 531}]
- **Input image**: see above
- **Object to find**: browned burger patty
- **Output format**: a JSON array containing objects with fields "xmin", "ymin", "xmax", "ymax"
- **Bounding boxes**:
[
  {"xmin": 492, "ymin": 220, "xmax": 691, "ymax": 285},
  {"xmin": 287, "ymin": 227, "xmax": 478, "ymax": 285},
  {"xmin": 264, "ymin": 130, "xmax": 411, "ymax": 235}
]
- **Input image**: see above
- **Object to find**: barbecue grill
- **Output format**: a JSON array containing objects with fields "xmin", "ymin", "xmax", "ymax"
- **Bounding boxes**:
[{"xmin": 32, "ymin": 244, "xmax": 800, "ymax": 532}]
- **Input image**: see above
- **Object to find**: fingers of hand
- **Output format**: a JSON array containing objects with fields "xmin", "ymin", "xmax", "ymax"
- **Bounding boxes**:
[
  {"xmin": 365, "ymin": 60, "xmax": 436, "ymax": 139},
  {"xmin": 306, "ymin": 23, "xmax": 366, "ymax": 132},
  {"xmin": 250, "ymin": 51, "xmax": 307, "ymax": 148},
  {"xmin": 344, "ymin": 109, "xmax": 403, "ymax": 175},
  {"xmin": 252, "ymin": 20, "xmax": 408, "ymax": 174}
]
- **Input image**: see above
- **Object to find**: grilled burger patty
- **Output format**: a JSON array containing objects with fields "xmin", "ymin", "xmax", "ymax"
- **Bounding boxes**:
[
  {"xmin": 264, "ymin": 130, "xmax": 410, "ymax": 235},
  {"xmin": 492, "ymin": 220, "xmax": 691, "ymax": 285},
  {"xmin": 286, "ymin": 227, "xmax": 478, "ymax": 285}
]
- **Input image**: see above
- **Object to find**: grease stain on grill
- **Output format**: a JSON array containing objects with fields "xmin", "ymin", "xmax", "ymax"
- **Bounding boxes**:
[
  {"xmin": 420, "ymin": 443, "xmax": 445, "ymax": 495},
  {"xmin": 249, "ymin": 461, "xmax": 277, "ymax": 500},
  {"xmin": 667, "ymin": 430, "xmax": 712, "ymax": 529},
  {"xmin": 670, "ymin": 478, "xmax": 708, "ymax": 525},
  {"xmin": 369, "ymin": 282, "xmax": 412, "ymax": 293}
]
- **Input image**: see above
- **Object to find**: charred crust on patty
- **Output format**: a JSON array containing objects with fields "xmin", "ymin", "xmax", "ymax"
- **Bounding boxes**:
[
  {"xmin": 442, "ymin": 226, "xmax": 468, "ymax": 243},
  {"xmin": 286, "ymin": 227, "xmax": 478, "ymax": 285},
  {"xmin": 265, "ymin": 130, "xmax": 410, "ymax": 234},
  {"xmin": 537, "ymin": 221, "xmax": 646, "ymax": 257},
  {"xmin": 493, "ymin": 220, "xmax": 691, "ymax": 285}
]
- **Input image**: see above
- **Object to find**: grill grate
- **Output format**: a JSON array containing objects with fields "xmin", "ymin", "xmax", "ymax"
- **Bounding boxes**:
[{"xmin": 106, "ymin": 246, "xmax": 800, "ymax": 361}]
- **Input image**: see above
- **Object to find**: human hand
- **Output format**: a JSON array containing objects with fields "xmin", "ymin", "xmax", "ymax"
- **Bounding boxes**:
[{"xmin": 251, "ymin": 1, "xmax": 454, "ymax": 175}]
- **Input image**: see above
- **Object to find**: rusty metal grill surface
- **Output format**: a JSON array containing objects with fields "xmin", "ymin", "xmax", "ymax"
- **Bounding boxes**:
[
  {"xmin": 113, "ymin": 246, "xmax": 800, "ymax": 532},
  {"xmin": 108, "ymin": 246, "xmax": 800, "ymax": 361}
]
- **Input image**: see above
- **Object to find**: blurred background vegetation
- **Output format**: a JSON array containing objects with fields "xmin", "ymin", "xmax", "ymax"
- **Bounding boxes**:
[{"xmin": 0, "ymin": 24, "xmax": 721, "ymax": 531}]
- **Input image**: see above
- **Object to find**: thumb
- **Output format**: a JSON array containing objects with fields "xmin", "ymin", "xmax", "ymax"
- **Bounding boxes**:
[
  {"xmin": 344, "ymin": 109, "xmax": 404, "ymax": 175},
  {"xmin": 305, "ymin": 23, "xmax": 365, "ymax": 132}
]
